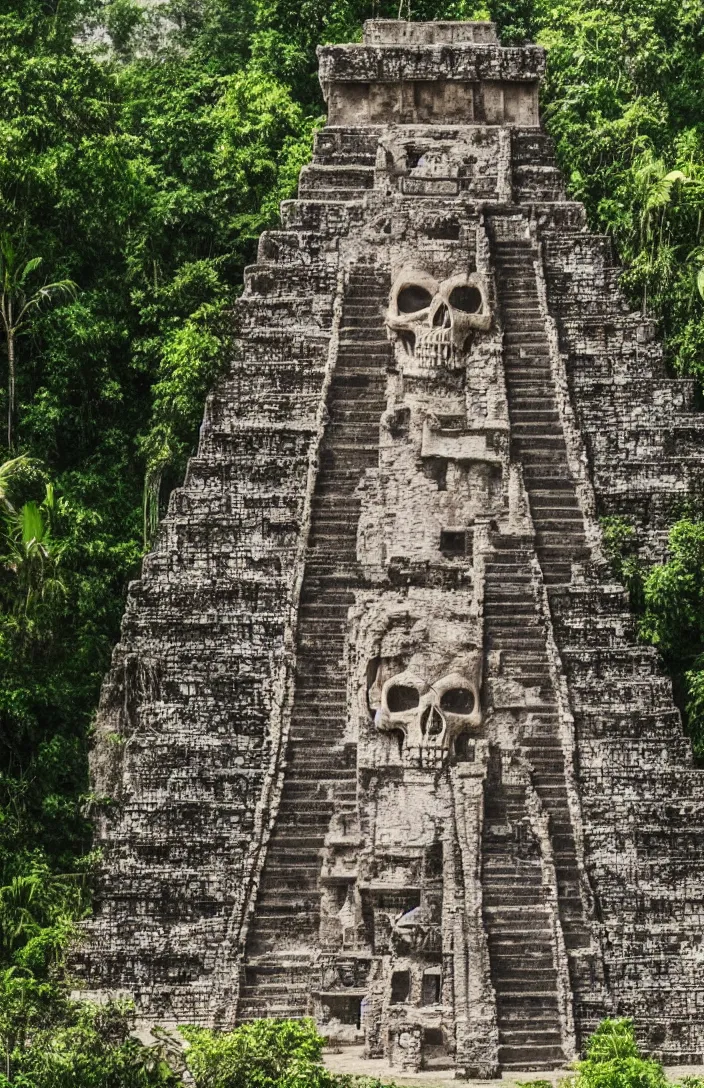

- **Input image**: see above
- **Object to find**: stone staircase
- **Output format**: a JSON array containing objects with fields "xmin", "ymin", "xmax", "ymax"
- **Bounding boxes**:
[
  {"xmin": 482, "ymin": 767, "xmax": 566, "ymax": 1071},
  {"xmin": 494, "ymin": 238, "xmax": 590, "ymax": 587},
  {"xmin": 483, "ymin": 235, "xmax": 610, "ymax": 1053},
  {"xmin": 237, "ymin": 267, "xmax": 390, "ymax": 1020},
  {"xmin": 483, "ymin": 539, "xmax": 570, "ymax": 1070}
]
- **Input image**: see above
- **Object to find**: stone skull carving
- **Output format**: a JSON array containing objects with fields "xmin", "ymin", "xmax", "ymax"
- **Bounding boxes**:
[
  {"xmin": 386, "ymin": 268, "xmax": 491, "ymax": 370},
  {"xmin": 368, "ymin": 625, "xmax": 482, "ymax": 770}
]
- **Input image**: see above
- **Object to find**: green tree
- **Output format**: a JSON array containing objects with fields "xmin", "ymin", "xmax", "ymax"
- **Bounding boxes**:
[{"xmin": 0, "ymin": 237, "xmax": 76, "ymax": 451}]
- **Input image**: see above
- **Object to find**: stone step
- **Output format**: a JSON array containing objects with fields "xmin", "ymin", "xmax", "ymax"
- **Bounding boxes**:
[
  {"xmin": 499, "ymin": 1027, "xmax": 564, "ymax": 1046},
  {"xmin": 487, "ymin": 636, "xmax": 549, "ymax": 651},
  {"xmin": 538, "ymin": 542, "xmax": 590, "ymax": 560},
  {"xmin": 343, "ymin": 287, "xmax": 390, "ymax": 300},
  {"xmin": 488, "ymin": 612, "xmax": 543, "ymax": 627},
  {"xmin": 506, "ymin": 357, "xmax": 553, "ymax": 371},
  {"xmin": 490, "ymin": 973, "xmax": 560, "ymax": 992},
  {"xmin": 511, "ymin": 398, "xmax": 562, "ymax": 413},
  {"xmin": 487, "ymin": 538, "xmax": 533, "ymax": 553},
  {"xmin": 496, "ymin": 992, "xmax": 560, "ymax": 1011},
  {"xmin": 504, "ymin": 319, "xmax": 546, "ymax": 332},
  {"xmin": 498, "ymin": 1050, "xmax": 566, "ymax": 1071},
  {"xmin": 505, "ymin": 328, "xmax": 547, "ymax": 342},
  {"xmin": 299, "ymin": 163, "xmax": 374, "ymax": 186},
  {"xmin": 496, "ymin": 262, "xmax": 537, "ymax": 273},
  {"xmin": 298, "ymin": 596, "xmax": 352, "ymax": 611},
  {"xmin": 238, "ymin": 1004, "xmax": 308, "ymax": 1020},
  {"xmin": 328, "ymin": 409, "xmax": 383, "ymax": 424},
  {"xmin": 484, "ymin": 603, "xmax": 537, "ymax": 617},
  {"xmin": 513, "ymin": 435, "xmax": 567, "ymax": 451},
  {"xmin": 482, "ymin": 861, "xmax": 545, "ymax": 876},
  {"xmin": 484, "ymin": 892, "xmax": 546, "ymax": 910},
  {"xmin": 510, "ymin": 394, "xmax": 559, "ymax": 409},
  {"xmin": 291, "ymin": 194, "xmax": 363, "ymax": 209},
  {"xmin": 536, "ymin": 529, "xmax": 586, "ymax": 546},
  {"xmin": 341, "ymin": 315, "xmax": 386, "ymax": 330},
  {"xmin": 492, "ymin": 955, "xmax": 556, "ymax": 974},
  {"xmin": 278, "ymin": 799, "xmax": 343, "ymax": 813},
  {"xmin": 511, "ymin": 410, "xmax": 560, "ymax": 422},
  {"xmin": 306, "ymin": 509, "xmax": 363, "ymax": 525},
  {"xmin": 484, "ymin": 906, "xmax": 552, "ymax": 926},
  {"xmin": 513, "ymin": 422, "xmax": 565, "ymax": 437},
  {"xmin": 342, "ymin": 298, "xmax": 386, "ymax": 310},
  {"xmin": 522, "ymin": 474, "xmax": 575, "ymax": 490},
  {"xmin": 519, "ymin": 456, "xmax": 572, "ymax": 473},
  {"xmin": 531, "ymin": 512, "xmax": 584, "ymax": 527},
  {"xmin": 290, "ymin": 697, "xmax": 347, "ymax": 713},
  {"xmin": 240, "ymin": 978, "xmax": 311, "ymax": 995}
]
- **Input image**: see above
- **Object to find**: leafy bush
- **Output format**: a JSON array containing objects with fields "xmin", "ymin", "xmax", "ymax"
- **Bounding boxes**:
[
  {"xmin": 568, "ymin": 1019, "xmax": 668, "ymax": 1088},
  {"xmin": 600, "ymin": 516, "xmax": 645, "ymax": 610},
  {"xmin": 0, "ymin": 989, "xmax": 178, "ymax": 1088},
  {"xmin": 640, "ymin": 519, "xmax": 704, "ymax": 755},
  {"xmin": 181, "ymin": 1018, "xmax": 336, "ymax": 1088}
]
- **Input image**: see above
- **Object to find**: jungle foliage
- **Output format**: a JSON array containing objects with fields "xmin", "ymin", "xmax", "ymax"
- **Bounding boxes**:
[
  {"xmin": 0, "ymin": 1007, "xmax": 384, "ymax": 1088},
  {"xmin": 1, "ymin": 0, "xmax": 704, "ymax": 1072}
]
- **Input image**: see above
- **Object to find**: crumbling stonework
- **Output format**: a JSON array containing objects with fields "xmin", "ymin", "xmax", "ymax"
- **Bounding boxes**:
[{"xmin": 78, "ymin": 18, "xmax": 704, "ymax": 1075}]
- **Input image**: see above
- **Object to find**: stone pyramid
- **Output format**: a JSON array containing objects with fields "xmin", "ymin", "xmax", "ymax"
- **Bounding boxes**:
[{"xmin": 78, "ymin": 19, "xmax": 704, "ymax": 1076}]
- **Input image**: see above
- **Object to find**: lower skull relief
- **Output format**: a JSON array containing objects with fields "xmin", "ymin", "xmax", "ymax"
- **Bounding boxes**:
[
  {"xmin": 386, "ymin": 268, "xmax": 491, "ymax": 371},
  {"xmin": 368, "ymin": 639, "xmax": 482, "ymax": 769}
]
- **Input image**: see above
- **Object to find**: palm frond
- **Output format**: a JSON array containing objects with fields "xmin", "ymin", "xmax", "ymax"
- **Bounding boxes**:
[
  {"xmin": 20, "ymin": 501, "xmax": 47, "ymax": 547},
  {"xmin": 0, "ymin": 454, "xmax": 35, "ymax": 513},
  {"xmin": 17, "ymin": 256, "xmax": 43, "ymax": 285}
]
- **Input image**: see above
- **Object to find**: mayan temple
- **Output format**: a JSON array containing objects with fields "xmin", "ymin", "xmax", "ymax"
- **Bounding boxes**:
[{"xmin": 78, "ymin": 18, "xmax": 704, "ymax": 1076}]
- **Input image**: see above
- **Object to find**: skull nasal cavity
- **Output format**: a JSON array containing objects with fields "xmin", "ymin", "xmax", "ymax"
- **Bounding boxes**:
[
  {"xmin": 440, "ymin": 688, "xmax": 475, "ymax": 714},
  {"xmin": 421, "ymin": 704, "xmax": 445, "ymax": 737},
  {"xmin": 433, "ymin": 303, "xmax": 451, "ymax": 328},
  {"xmin": 387, "ymin": 684, "xmax": 420, "ymax": 712},
  {"xmin": 449, "ymin": 285, "xmax": 482, "ymax": 313},
  {"xmin": 397, "ymin": 285, "xmax": 432, "ymax": 313}
]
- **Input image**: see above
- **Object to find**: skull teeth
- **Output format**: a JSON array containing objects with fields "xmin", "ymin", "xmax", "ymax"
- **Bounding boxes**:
[{"xmin": 417, "ymin": 326, "xmax": 455, "ymax": 367}]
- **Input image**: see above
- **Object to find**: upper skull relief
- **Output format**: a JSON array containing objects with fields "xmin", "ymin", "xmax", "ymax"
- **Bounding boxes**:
[{"xmin": 386, "ymin": 268, "xmax": 491, "ymax": 371}]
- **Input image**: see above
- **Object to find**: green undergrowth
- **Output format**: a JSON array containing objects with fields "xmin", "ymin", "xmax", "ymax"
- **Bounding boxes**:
[
  {"xmin": 1, "ymin": 1009, "xmax": 701, "ymax": 1088},
  {"xmin": 0, "ymin": 1008, "xmax": 392, "ymax": 1088},
  {"xmin": 519, "ymin": 1019, "xmax": 697, "ymax": 1088},
  {"xmin": 602, "ymin": 515, "xmax": 704, "ymax": 758}
]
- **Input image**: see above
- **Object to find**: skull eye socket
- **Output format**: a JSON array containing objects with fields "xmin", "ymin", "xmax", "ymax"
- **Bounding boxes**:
[
  {"xmin": 397, "ymin": 285, "xmax": 433, "ymax": 314},
  {"xmin": 439, "ymin": 687, "xmax": 475, "ymax": 714},
  {"xmin": 448, "ymin": 285, "xmax": 482, "ymax": 314},
  {"xmin": 387, "ymin": 684, "xmax": 420, "ymax": 713}
]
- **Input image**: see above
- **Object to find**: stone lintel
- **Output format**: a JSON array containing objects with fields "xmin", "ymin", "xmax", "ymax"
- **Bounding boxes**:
[
  {"xmin": 317, "ymin": 43, "xmax": 546, "ymax": 86},
  {"xmin": 362, "ymin": 19, "xmax": 499, "ymax": 46}
]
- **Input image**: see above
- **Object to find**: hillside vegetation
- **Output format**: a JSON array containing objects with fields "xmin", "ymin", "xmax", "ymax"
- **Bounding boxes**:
[{"xmin": 0, "ymin": 0, "xmax": 703, "ymax": 1074}]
